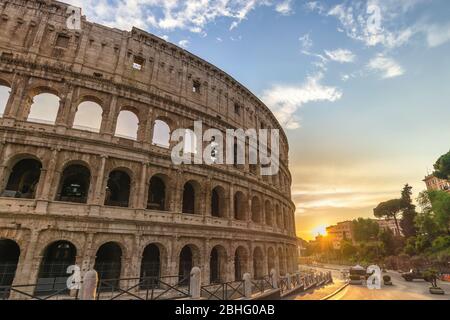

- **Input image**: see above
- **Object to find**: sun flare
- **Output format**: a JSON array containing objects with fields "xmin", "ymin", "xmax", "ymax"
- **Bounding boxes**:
[{"xmin": 312, "ymin": 224, "xmax": 328, "ymax": 237}]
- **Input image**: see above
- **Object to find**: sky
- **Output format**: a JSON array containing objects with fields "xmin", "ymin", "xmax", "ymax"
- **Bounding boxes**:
[{"xmin": 2, "ymin": 0, "xmax": 450, "ymax": 240}]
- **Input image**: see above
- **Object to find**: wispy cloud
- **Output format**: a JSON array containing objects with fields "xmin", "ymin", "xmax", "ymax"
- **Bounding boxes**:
[
  {"xmin": 261, "ymin": 73, "xmax": 342, "ymax": 130},
  {"xmin": 324, "ymin": 49, "xmax": 356, "ymax": 63},
  {"xmin": 367, "ymin": 54, "xmax": 404, "ymax": 79},
  {"xmin": 275, "ymin": 0, "xmax": 294, "ymax": 16},
  {"xmin": 67, "ymin": 0, "xmax": 291, "ymax": 34},
  {"xmin": 178, "ymin": 39, "xmax": 190, "ymax": 48}
]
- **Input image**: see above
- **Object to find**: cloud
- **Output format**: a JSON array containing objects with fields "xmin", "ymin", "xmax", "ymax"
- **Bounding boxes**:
[
  {"xmin": 367, "ymin": 54, "xmax": 404, "ymax": 79},
  {"xmin": 275, "ymin": 0, "xmax": 294, "ymax": 16},
  {"xmin": 299, "ymin": 33, "xmax": 313, "ymax": 51},
  {"xmin": 261, "ymin": 73, "xmax": 342, "ymax": 130},
  {"xmin": 178, "ymin": 39, "xmax": 190, "ymax": 48},
  {"xmin": 66, "ymin": 0, "xmax": 291, "ymax": 34},
  {"xmin": 423, "ymin": 23, "xmax": 450, "ymax": 48},
  {"xmin": 324, "ymin": 49, "xmax": 356, "ymax": 63}
]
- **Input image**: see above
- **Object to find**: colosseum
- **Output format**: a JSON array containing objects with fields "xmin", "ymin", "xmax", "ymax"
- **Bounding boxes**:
[{"xmin": 0, "ymin": 0, "xmax": 297, "ymax": 298}]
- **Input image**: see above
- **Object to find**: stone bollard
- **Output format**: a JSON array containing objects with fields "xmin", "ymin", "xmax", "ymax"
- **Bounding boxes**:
[
  {"xmin": 80, "ymin": 270, "xmax": 98, "ymax": 300},
  {"xmin": 189, "ymin": 267, "xmax": 201, "ymax": 299},
  {"xmin": 243, "ymin": 273, "xmax": 252, "ymax": 298},
  {"xmin": 270, "ymin": 268, "xmax": 279, "ymax": 289}
]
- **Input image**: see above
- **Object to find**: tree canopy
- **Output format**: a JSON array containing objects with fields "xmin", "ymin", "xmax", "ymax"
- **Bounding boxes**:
[{"xmin": 433, "ymin": 150, "xmax": 450, "ymax": 180}]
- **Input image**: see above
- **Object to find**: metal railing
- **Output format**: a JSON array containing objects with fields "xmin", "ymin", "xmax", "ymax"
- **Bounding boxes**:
[{"xmin": 201, "ymin": 280, "xmax": 246, "ymax": 300}]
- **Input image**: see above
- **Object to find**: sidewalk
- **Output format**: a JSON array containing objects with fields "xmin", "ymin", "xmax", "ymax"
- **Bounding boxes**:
[{"xmin": 283, "ymin": 280, "xmax": 348, "ymax": 300}]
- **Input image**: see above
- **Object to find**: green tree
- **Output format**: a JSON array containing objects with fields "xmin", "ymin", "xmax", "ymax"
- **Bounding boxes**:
[
  {"xmin": 352, "ymin": 218, "xmax": 380, "ymax": 242},
  {"xmin": 433, "ymin": 150, "xmax": 450, "ymax": 180},
  {"xmin": 374, "ymin": 199, "xmax": 402, "ymax": 236},
  {"xmin": 427, "ymin": 190, "xmax": 450, "ymax": 234},
  {"xmin": 400, "ymin": 184, "xmax": 418, "ymax": 238},
  {"xmin": 379, "ymin": 228, "xmax": 396, "ymax": 256},
  {"xmin": 341, "ymin": 240, "xmax": 357, "ymax": 259}
]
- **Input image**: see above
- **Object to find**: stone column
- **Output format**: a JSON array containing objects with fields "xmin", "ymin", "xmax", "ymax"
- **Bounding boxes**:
[
  {"xmin": 37, "ymin": 148, "xmax": 60, "ymax": 201},
  {"xmin": 93, "ymin": 155, "xmax": 107, "ymax": 205},
  {"xmin": 134, "ymin": 162, "xmax": 148, "ymax": 209},
  {"xmin": 3, "ymin": 75, "xmax": 30, "ymax": 120},
  {"xmin": 228, "ymin": 184, "xmax": 234, "ymax": 224},
  {"xmin": 100, "ymin": 95, "xmax": 119, "ymax": 138}
]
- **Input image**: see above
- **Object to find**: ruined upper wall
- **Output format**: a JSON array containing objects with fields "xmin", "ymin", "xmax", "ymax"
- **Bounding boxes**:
[{"xmin": 0, "ymin": 0, "xmax": 289, "ymax": 152}]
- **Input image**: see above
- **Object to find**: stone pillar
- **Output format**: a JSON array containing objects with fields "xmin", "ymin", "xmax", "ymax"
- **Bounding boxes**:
[
  {"xmin": 228, "ymin": 184, "xmax": 234, "ymax": 223},
  {"xmin": 243, "ymin": 273, "xmax": 252, "ymax": 298},
  {"xmin": 270, "ymin": 268, "xmax": 279, "ymax": 289},
  {"xmin": 81, "ymin": 270, "xmax": 98, "ymax": 300},
  {"xmin": 100, "ymin": 95, "xmax": 119, "ymax": 138},
  {"xmin": 134, "ymin": 162, "xmax": 148, "ymax": 209},
  {"xmin": 93, "ymin": 155, "xmax": 107, "ymax": 205},
  {"xmin": 189, "ymin": 267, "xmax": 201, "ymax": 299},
  {"xmin": 203, "ymin": 178, "xmax": 212, "ymax": 218},
  {"xmin": 37, "ymin": 148, "xmax": 60, "ymax": 201},
  {"xmin": 3, "ymin": 75, "xmax": 29, "ymax": 120}
]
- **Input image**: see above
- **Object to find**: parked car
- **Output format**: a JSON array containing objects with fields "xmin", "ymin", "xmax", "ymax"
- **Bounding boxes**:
[{"xmin": 401, "ymin": 269, "xmax": 432, "ymax": 282}]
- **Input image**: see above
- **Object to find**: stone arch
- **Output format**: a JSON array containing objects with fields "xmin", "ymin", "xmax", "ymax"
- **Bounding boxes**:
[
  {"xmin": 182, "ymin": 180, "xmax": 201, "ymax": 214},
  {"xmin": 4, "ymin": 157, "xmax": 42, "ymax": 199},
  {"xmin": 104, "ymin": 169, "xmax": 132, "ymax": 207},
  {"xmin": 72, "ymin": 99, "xmax": 103, "ymax": 133},
  {"xmin": 275, "ymin": 203, "xmax": 282, "ymax": 228},
  {"xmin": 211, "ymin": 185, "xmax": 227, "ymax": 218},
  {"xmin": 234, "ymin": 246, "xmax": 249, "ymax": 281},
  {"xmin": 147, "ymin": 174, "xmax": 169, "ymax": 211},
  {"xmin": 0, "ymin": 239, "xmax": 21, "ymax": 291},
  {"xmin": 267, "ymin": 247, "xmax": 276, "ymax": 273},
  {"xmin": 265, "ymin": 200, "xmax": 273, "ymax": 226},
  {"xmin": 253, "ymin": 246, "xmax": 264, "ymax": 279},
  {"xmin": 209, "ymin": 245, "xmax": 227, "ymax": 284},
  {"xmin": 56, "ymin": 162, "xmax": 91, "ymax": 203},
  {"xmin": 0, "ymin": 81, "xmax": 11, "ymax": 117},
  {"xmin": 94, "ymin": 242, "xmax": 123, "ymax": 290},
  {"xmin": 278, "ymin": 247, "xmax": 286, "ymax": 276},
  {"xmin": 251, "ymin": 196, "xmax": 262, "ymax": 223},
  {"xmin": 115, "ymin": 108, "xmax": 139, "ymax": 140},
  {"xmin": 35, "ymin": 240, "xmax": 77, "ymax": 295},
  {"xmin": 178, "ymin": 244, "xmax": 201, "ymax": 285},
  {"xmin": 140, "ymin": 243, "xmax": 166, "ymax": 289},
  {"xmin": 26, "ymin": 88, "xmax": 61, "ymax": 125},
  {"xmin": 152, "ymin": 118, "xmax": 171, "ymax": 148},
  {"xmin": 233, "ymin": 191, "xmax": 247, "ymax": 221}
]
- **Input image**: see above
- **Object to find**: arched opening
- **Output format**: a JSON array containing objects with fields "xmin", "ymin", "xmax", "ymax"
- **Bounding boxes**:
[
  {"xmin": 178, "ymin": 245, "xmax": 199, "ymax": 285},
  {"xmin": 234, "ymin": 246, "xmax": 248, "ymax": 281},
  {"xmin": 276, "ymin": 204, "xmax": 282, "ymax": 228},
  {"xmin": 183, "ymin": 129, "xmax": 197, "ymax": 154},
  {"xmin": 253, "ymin": 247, "xmax": 264, "ymax": 279},
  {"xmin": 0, "ymin": 84, "xmax": 11, "ymax": 117},
  {"xmin": 94, "ymin": 242, "xmax": 122, "ymax": 291},
  {"xmin": 233, "ymin": 191, "xmax": 247, "ymax": 221},
  {"xmin": 267, "ymin": 248, "xmax": 276, "ymax": 274},
  {"xmin": 182, "ymin": 181, "xmax": 199, "ymax": 214},
  {"xmin": 251, "ymin": 196, "xmax": 262, "ymax": 223},
  {"xmin": 0, "ymin": 239, "xmax": 20, "ymax": 297},
  {"xmin": 35, "ymin": 241, "xmax": 76, "ymax": 295},
  {"xmin": 73, "ymin": 101, "xmax": 103, "ymax": 132},
  {"xmin": 27, "ymin": 93, "xmax": 60, "ymax": 125},
  {"xmin": 4, "ymin": 158, "xmax": 42, "ymax": 199},
  {"xmin": 152, "ymin": 119, "xmax": 171, "ymax": 148},
  {"xmin": 278, "ymin": 248, "xmax": 286, "ymax": 276},
  {"xmin": 56, "ymin": 164, "xmax": 91, "ymax": 203},
  {"xmin": 115, "ymin": 110, "xmax": 139, "ymax": 140},
  {"xmin": 147, "ymin": 175, "xmax": 167, "ymax": 211},
  {"xmin": 211, "ymin": 186, "xmax": 226, "ymax": 218},
  {"xmin": 104, "ymin": 170, "xmax": 131, "ymax": 207},
  {"xmin": 209, "ymin": 246, "xmax": 227, "ymax": 284},
  {"xmin": 140, "ymin": 244, "xmax": 161, "ymax": 289},
  {"xmin": 265, "ymin": 200, "xmax": 273, "ymax": 226}
]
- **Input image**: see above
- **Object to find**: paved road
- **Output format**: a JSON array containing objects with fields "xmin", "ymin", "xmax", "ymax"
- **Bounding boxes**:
[
  {"xmin": 329, "ymin": 271, "xmax": 450, "ymax": 300},
  {"xmin": 291, "ymin": 265, "xmax": 450, "ymax": 300}
]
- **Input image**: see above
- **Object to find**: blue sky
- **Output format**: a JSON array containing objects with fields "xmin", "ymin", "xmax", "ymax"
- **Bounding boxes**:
[{"xmin": 58, "ymin": 0, "xmax": 450, "ymax": 239}]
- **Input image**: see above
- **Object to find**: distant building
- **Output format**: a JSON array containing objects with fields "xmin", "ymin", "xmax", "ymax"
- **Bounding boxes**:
[
  {"xmin": 297, "ymin": 237, "xmax": 308, "ymax": 258},
  {"xmin": 326, "ymin": 221, "xmax": 354, "ymax": 250},
  {"xmin": 375, "ymin": 219, "xmax": 402, "ymax": 236},
  {"xmin": 424, "ymin": 174, "xmax": 450, "ymax": 193}
]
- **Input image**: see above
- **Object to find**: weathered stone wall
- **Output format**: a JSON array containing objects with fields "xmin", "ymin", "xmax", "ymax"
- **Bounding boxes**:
[{"xmin": 0, "ymin": 0, "xmax": 298, "ymax": 288}]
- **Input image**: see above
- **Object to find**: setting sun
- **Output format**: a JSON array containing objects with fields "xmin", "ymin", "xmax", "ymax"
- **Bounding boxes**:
[{"xmin": 312, "ymin": 224, "xmax": 328, "ymax": 237}]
